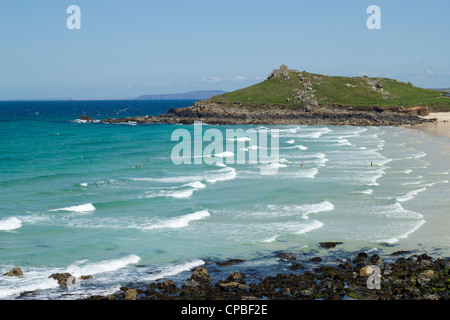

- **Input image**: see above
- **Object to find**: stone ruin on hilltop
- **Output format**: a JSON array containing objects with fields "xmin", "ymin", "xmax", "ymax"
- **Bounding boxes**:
[{"xmin": 268, "ymin": 64, "xmax": 299, "ymax": 80}]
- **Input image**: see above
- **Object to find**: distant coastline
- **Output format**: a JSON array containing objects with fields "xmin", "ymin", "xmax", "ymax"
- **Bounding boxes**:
[{"xmin": 0, "ymin": 90, "xmax": 227, "ymax": 102}]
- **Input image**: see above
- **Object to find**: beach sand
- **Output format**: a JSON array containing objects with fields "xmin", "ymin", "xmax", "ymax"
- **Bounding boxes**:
[
  {"xmin": 411, "ymin": 112, "xmax": 450, "ymax": 139},
  {"xmin": 400, "ymin": 115, "xmax": 450, "ymax": 256}
]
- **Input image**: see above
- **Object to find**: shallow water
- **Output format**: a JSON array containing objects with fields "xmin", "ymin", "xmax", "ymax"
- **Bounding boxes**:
[{"xmin": 0, "ymin": 100, "xmax": 448, "ymax": 299}]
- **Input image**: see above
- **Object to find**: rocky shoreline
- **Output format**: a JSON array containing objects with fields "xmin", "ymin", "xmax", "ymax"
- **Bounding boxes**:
[
  {"xmin": 80, "ymin": 101, "xmax": 437, "ymax": 126},
  {"xmin": 82, "ymin": 249, "xmax": 449, "ymax": 301},
  {"xmin": 3, "ymin": 248, "xmax": 448, "ymax": 300}
]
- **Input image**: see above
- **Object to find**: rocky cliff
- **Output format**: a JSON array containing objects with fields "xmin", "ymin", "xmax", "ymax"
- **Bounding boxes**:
[{"xmin": 96, "ymin": 100, "xmax": 434, "ymax": 126}]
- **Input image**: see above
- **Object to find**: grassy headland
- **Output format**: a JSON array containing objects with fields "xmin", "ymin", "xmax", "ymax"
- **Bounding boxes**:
[{"xmin": 210, "ymin": 69, "xmax": 450, "ymax": 112}]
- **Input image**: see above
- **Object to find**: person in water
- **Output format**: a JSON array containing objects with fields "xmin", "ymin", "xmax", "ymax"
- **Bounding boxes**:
[{"xmin": 301, "ymin": 161, "xmax": 304, "ymax": 167}]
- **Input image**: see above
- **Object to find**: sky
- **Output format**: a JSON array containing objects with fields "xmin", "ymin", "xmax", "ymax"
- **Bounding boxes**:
[{"xmin": 0, "ymin": 0, "xmax": 449, "ymax": 100}]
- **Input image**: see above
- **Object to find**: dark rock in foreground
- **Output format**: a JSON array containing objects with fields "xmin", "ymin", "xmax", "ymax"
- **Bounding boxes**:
[
  {"xmin": 319, "ymin": 242, "xmax": 344, "ymax": 248},
  {"xmin": 3, "ymin": 267, "xmax": 23, "ymax": 277},
  {"xmin": 216, "ymin": 259, "xmax": 245, "ymax": 267},
  {"xmin": 86, "ymin": 252, "xmax": 450, "ymax": 301},
  {"xmin": 49, "ymin": 273, "xmax": 94, "ymax": 286}
]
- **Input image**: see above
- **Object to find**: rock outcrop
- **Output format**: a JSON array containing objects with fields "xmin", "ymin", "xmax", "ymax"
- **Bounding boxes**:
[
  {"xmin": 94, "ymin": 100, "xmax": 434, "ymax": 127},
  {"xmin": 48, "ymin": 273, "xmax": 94, "ymax": 286},
  {"xmin": 3, "ymin": 267, "xmax": 23, "ymax": 277}
]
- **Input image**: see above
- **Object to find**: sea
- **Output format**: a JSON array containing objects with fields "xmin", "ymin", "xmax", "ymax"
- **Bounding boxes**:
[{"xmin": 0, "ymin": 100, "xmax": 448, "ymax": 299}]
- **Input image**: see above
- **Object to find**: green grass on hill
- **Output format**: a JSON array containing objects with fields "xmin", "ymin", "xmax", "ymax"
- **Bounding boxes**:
[{"xmin": 210, "ymin": 71, "xmax": 450, "ymax": 111}]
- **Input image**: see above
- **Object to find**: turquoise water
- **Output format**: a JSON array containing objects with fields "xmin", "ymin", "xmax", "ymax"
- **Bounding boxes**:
[{"xmin": 0, "ymin": 101, "xmax": 448, "ymax": 299}]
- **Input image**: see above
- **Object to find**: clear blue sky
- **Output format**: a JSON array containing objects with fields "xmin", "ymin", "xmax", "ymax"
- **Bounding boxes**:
[{"xmin": 0, "ymin": 0, "xmax": 449, "ymax": 100}]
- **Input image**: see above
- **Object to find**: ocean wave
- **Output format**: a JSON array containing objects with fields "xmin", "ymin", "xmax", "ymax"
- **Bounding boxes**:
[
  {"xmin": 49, "ymin": 203, "xmax": 96, "ymax": 213},
  {"xmin": 132, "ymin": 175, "xmax": 204, "ymax": 184},
  {"xmin": 0, "ymin": 217, "xmax": 22, "ymax": 231},
  {"xmin": 0, "ymin": 273, "xmax": 59, "ymax": 299},
  {"xmin": 263, "ymin": 162, "xmax": 288, "ymax": 170},
  {"xmin": 142, "ymin": 209, "xmax": 210, "ymax": 230},
  {"xmin": 145, "ymin": 259, "xmax": 205, "ymax": 281},
  {"xmin": 0, "ymin": 255, "xmax": 140, "ymax": 299},
  {"xmin": 278, "ymin": 127, "xmax": 332, "ymax": 139},
  {"xmin": 405, "ymin": 152, "xmax": 427, "ymax": 160},
  {"xmin": 206, "ymin": 167, "xmax": 237, "ymax": 184},
  {"xmin": 263, "ymin": 200, "xmax": 334, "ymax": 219},
  {"xmin": 261, "ymin": 235, "xmax": 278, "ymax": 243},
  {"xmin": 214, "ymin": 162, "xmax": 227, "ymax": 167},
  {"xmin": 356, "ymin": 189, "xmax": 373, "ymax": 195},
  {"xmin": 227, "ymin": 137, "xmax": 251, "ymax": 142},
  {"xmin": 66, "ymin": 254, "xmax": 140, "ymax": 277},
  {"xmin": 288, "ymin": 168, "xmax": 319, "ymax": 179},
  {"xmin": 284, "ymin": 145, "xmax": 308, "ymax": 150},
  {"xmin": 377, "ymin": 219, "xmax": 426, "ymax": 244},
  {"xmin": 141, "ymin": 167, "xmax": 236, "ymax": 198},
  {"xmin": 145, "ymin": 180, "xmax": 206, "ymax": 199},
  {"xmin": 294, "ymin": 220, "xmax": 324, "ymax": 235},
  {"xmin": 379, "ymin": 202, "xmax": 424, "ymax": 220},
  {"xmin": 396, "ymin": 187, "xmax": 427, "ymax": 202},
  {"xmin": 211, "ymin": 151, "xmax": 235, "ymax": 158}
]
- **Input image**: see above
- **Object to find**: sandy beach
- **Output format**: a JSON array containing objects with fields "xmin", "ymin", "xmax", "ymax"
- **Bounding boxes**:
[
  {"xmin": 410, "ymin": 112, "xmax": 450, "ymax": 139},
  {"xmin": 400, "ymin": 114, "xmax": 450, "ymax": 256}
]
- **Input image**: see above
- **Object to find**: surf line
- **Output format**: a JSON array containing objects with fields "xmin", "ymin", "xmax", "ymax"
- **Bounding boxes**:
[{"xmin": 170, "ymin": 121, "xmax": 281, "ymax": 175}]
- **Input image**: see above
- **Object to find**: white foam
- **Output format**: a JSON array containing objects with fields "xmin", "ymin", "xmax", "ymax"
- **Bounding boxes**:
[
  {"xmin": 261, "ymin": 235, "xmax": 278, "ymax": 243},
  {"xmin": 215, "ymin": 162, "xmax": 227, "ymax": 167},
  {"xmin": 132, "ymin": 175, "xmax": 204, "ymax": 184},
  {"xmin": 357, "ymin": 189, "xmax": 374, "ymax": 195},
  {"xmin": 145, "ymin": 259, "xmax": 205, "ymax": 281},
  {"xmin": 227, "ymin": 137, "xmax": 251, "ymax": 142},
  {"xmin": 145, "ymin": 180, "xmax": 207, "ymax": 199},
  {"xmin": 286, "ymin": 139, "xmax": 295, "ymax": 144},
  {"xmin": 396, "ymin": 187, "xmax": 427, "ymax": 202},
  {"xmin": 206, "ymin": 167, "xmax": 237, "ymax": 184},
  {"xmin": 186, "ymin": 181, "xmax": 207, "ymax": 190},
  {"xmin": 263, "ymin": 162, "xmax": 287, "ymax": 170},
  {"xmin": 295, "ymin": 220, "xmax": 324, "ymax": 235},
  {"xmin": 379, "ymin": 202, "xmax": 424, "ymax": 220},
  {"xmin": 265, "ymin": 200, "xmax": 334, "ymax": 219},
  {"xmin": 166, "ymin": 189, "xmax": 196, "ymax": 199},
  {"xmin": 285, "ymin": 145, "xmax": 308, "ymax": 150},
  {"xmin": 405, "ymin": 152, "xmax": 426, "ymax": 160},
  {"xmin": 71, "ymin": 119, "xmax": 100, "ymax": 124},
  {"xmin": 336, "ymin": 138, "xmax": 353, "ymax": 146},
  {"xmin": 143, "ymin": 210, "xmax": 210, "ymax": 230},
  {"xmin": 66, "ymin": 254, "xmax": 141, "ymax": 277},
  {"xmin": 49, "ymin": 203, "xmax": 96, "ymax": 213},
  {"xmin": 302, "ymin": 152, "xmax": 327, "ymax": 160},
  {"xmin": 297, "ymin": 201, "xmax": 334, "ymax": 219},
  {"xmin": 213, "ymin": 151, "xmax": 235, "ymax": 158},
  {"xmin": 377, "ymin": 220, "xmax": 426, "ymax": 244},
  {"xmin": 0, "ymin": 217, "xmax": 22, "ymax": 231},
  {"xmin": 0, "ymin": 275, "xmax": 59, "ymax": 299},
  {"xmin": 80, "ymin": 183, "xmax": 88, "ymax": 187},
  {"xmin": 297, "ymin": 132, "xmax": 324, "ymax": 138},
  {"xmin": 291, "ymin": 168, "xmax": 319, "ymax": 179}
]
